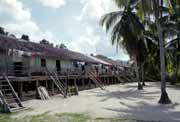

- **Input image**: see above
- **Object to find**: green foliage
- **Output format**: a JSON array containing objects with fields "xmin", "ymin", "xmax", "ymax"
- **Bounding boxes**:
[
  {"xmin": 101, "ymin": 0, "xmax": 180, "ymax": 84},
  {"xmin": 0, "ymin": 113, "xmax": 147, "ymax": 122}
]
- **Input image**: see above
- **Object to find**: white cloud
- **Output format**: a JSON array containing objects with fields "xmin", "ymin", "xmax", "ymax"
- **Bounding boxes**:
[
  {"xmin": 39, "ymin": 0, "xmax": 65, "ymax": 9},
  {"xmin": 76, "ymin": 0, "xmax": 119, "ymax": 21},
  {"xmin": 0, "ymin": 0, "xmax": 57, "ymax": 43},
  {"xmin": 0, "ymin": 0, "xmax": 129, "ymax": 61},
  {"xmin": 0, "ymin": 0, "xmax": 31, "ymax": 21},
  {"xmin": 72, "ymin": 0, "xmax": 129, "ymax": 60},
  {"xmin": 69, "ymin": 25, "xmax": 100, "ymax": 54}
]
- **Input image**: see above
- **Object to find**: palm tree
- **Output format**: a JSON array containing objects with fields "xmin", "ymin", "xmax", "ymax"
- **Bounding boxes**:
[
  {"xmin": 152, "ymin": 0, "xmax": 172, "ymax": 104},
  {"xmin": 128, "ymin": 0, "xmax": 172, "ymax": 104},
  {"xmin": 165, "ymin": 0, "xmax": 180, "ymax": 84},
  {"xmin": 102, "ymin": 0, "xmax": 173, "ymax": 103},
  {"xmin": 100, "ymin": 0, "xmax": 146, "ymax": 90}
]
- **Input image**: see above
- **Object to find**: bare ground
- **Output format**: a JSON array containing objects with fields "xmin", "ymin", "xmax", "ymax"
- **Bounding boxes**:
[{"xmin": 16, "ymin": 82, "xmax": 180, "ymax": 122}]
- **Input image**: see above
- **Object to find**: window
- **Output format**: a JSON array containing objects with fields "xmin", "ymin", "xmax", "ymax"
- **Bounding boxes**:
[
  {"xmin": 56, "ymin": 60, "xmax": 61, "ymax": 71},
  {"xmin": 41, "ymin": 58, "xmax": 46, "ymax": 67}
]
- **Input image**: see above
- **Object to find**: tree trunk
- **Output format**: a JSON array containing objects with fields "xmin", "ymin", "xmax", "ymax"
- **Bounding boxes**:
[
  {"xmin": 141, "ymin": 63, "xmax": 145, "ymax": 86},
  {"xmin": 134, "ymin": 57, "xmax": 143, "ymax": 90},
  {"xmin": 156, "ymin": 20, "xmax": 171, "ymax": 104}
]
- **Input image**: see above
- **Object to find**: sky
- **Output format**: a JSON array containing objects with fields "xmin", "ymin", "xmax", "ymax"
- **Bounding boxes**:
[{"xmin": 0, "ymin": 0, "xmax": 129, "ymax": 61}]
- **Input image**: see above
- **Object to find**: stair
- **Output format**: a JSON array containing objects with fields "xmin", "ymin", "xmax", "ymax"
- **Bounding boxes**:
[
  {"xmin": 87, "ymin": 71, "xmax": 104, "ymax": 90},
  {"xmin": 114, "ymin": 74, "xmax": 125, "ymax": 83},
  {"xmin": 46, "ymin": 69, "xmax": 67, "ymax": 98},
  {"xmin": 0, "ymin": 74, "xmax": 24, "ymax": 113}
]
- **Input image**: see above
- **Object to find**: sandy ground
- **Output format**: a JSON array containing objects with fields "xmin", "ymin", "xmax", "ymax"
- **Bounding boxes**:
[{"xmin": 16, "ymin": 82, "xmax": 180, "ymax": 122}]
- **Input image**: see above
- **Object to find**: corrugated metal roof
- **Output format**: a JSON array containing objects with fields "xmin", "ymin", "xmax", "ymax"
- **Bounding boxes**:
[
  {"xmin": 0, "ymin": 35, "xmax": 101, "ymax": 63},
  {"xmin": 87, "ymin": 55, "xmax": 112, "ymax": 66}
]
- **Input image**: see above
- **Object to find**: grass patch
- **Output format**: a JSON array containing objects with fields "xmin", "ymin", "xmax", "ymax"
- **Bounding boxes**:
[{"xmin": 0, "ymin": 112, "xmax": 159, "ymax": 122}]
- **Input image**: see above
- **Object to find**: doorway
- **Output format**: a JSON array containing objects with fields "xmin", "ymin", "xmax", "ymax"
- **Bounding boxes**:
[
  {"xmin": 56, "ymin": 60, "xmax": 61, "ymax": 72},
  {"xmin": 41, "ymin": 58, "xmax": 46, "ymax": 67}
]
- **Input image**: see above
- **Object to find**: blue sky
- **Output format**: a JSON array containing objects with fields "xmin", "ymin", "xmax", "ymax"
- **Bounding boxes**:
[{"xmin": 0, "ymin": 0, "xmax": 129, "ymax": 61}]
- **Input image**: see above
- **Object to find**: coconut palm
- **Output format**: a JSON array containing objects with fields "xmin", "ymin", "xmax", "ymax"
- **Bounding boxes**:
[
  {"xmin": 100, "ymin": 0, "xmax": 147, "ymax": 90},
  {"xmin": 152, "ymin": 0, "xmax": 172, "ymax": 104},
  {"xmin": 166, "ymin": 0, "xmax": 180, "ymax": 84},
  {"xmin": 102, "ymin": 0, "xmax": 173, "ymax": 103},
  {"xmin": 120, "ymin": 0, "xmax": 172, "ymax": 104}
]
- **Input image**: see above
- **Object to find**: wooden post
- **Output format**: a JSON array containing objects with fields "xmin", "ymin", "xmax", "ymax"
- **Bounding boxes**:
[
  {"xmin": 114, "ymin": 76, "xmax": 116, "ymax": 84},
  {"xmin": 94, "ymin": 78, "xmax": 97, "ymax": 88},
  {"xmin": 24, "ymin": 81, "xmax": 29, "ymax": 93},
  {"xmin": 45, "ymin": 80, "xmax": 48, "ymax": 89},
  {"xmin": 36, "ymin": 80, "xmax": 39, "ymax": 99},
  {"xmin": 110, "ymin": 76, "xmax": 112, "ymax": 84},
  {"xmin": 51, "ymin": 81, "xmax": 54, "ymax": 95},
  {"xmin": 65, "ymin": 76, "xmax": 68, "ymax": 97},
  {"xmin": 17, "ymin": 81, "xmax": 23, "ymax": 100},
  {"xmin": 112, "ymin": 76, "xmax": 114, "ymax": 84},
  {"xmin": 82, "ymin": 78, "xmax": 85, "ymax": 89},
  {"xmin": 103, "ymin": 76, "xmax": 106, "ymax": 85},
  {"xmin": 109, "ymin": 76, "xmax": 114, "ymax": 84},
  {"xmin": 107, "ymin": 76, "xmax": 109, "ymax": 85},
  {"xmin": 88, "ymin": 78, "xmax": 91, "ymax": 89},
  {"xmin": 5, "ymin": 48, "xmax": 8, "ymax": 74},
  {"xmin": 74, "ymin": 79, "xmax": 79, "ymax": 95}
]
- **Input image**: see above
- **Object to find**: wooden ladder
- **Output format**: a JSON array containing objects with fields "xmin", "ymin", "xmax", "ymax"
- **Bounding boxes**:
[
  {"xmin": 114, "ymin": 74, "xmax": 125, "ymax": 83},
  {"xmin": 87, "ymin": 71, "xmax": 104, "ymax": 90},
  {"xmin": 0, "ymin": 74, "xmax": 25, "ymax": 113},
  {"xmin": 46, "ymin": 70, "xmax": 67, "ymax": 98}
]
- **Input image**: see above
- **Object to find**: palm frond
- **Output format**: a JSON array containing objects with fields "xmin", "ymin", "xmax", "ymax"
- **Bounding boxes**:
[{"xmin": 100, "ymin": 11, "xmax": 123, "ymax": 32}]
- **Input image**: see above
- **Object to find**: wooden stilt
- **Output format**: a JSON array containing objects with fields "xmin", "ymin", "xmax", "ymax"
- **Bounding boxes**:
[
  {"xmin": 107, "ymin": 77, "xmax": 109, "ymax": 85},
  {"xmin": 112, "ymin": 76, "xmax": 114, "ymax": 84},
  {"xmin": 114, "ymin": 76, "xmax": 116, "ymax": 84},
  {"xmin": 25, "ymin": 81, "xmax": 29, "ymax": 93},
  {"xmin": 94, "ymin": 78, "xmax": 97, "ymax": 88},
  {"xmin": 111, "ymin": 77, "xmax": 112, "ymax": 84},
  {"xmin": 36, "ymin": 80, "xmax": 39, "ymax": 99},
  {"xmin": 103, "ymin": 76, "xmax": 106, "ymax": 85},
  {"xmin": 45, "ymin": 79, "xmax": 48, "ymax": 89},
  {"xmin": 82, "ymin": 78, "xmax": 85, "ymax": 89},
  {"xmin": 65, "ymin": 77, "xmax": 69, "ymax": 97},
  {"xmin": 52, "ymin": 81, "xmax": 54, "ymax": 95},
  {"xmin": 88, "ymin": 78, "xmax": 91, "ymax": 89},
  {"xmin": 18, "ymin": 81, "xmax": 23, "ymax": 100},
  {"xmin": 74, "ymin": 79, "xmax": 78, "ymax": 95}
]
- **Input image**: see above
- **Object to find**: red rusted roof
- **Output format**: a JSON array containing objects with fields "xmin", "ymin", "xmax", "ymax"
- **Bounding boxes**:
[{"xmin": 0, "ymin": 35, "xmax": 101, "ymax": 63}]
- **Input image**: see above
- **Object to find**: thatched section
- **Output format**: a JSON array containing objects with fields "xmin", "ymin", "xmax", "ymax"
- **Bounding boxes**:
[{"xmin": 87, "ymin": 55, "xmax": 112, "ymax": 66}]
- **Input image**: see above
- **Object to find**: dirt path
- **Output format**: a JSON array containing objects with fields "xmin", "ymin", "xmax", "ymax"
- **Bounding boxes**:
[{"xmin": 16, "ymin": 82, "xmax": 180, "ymax": 122}]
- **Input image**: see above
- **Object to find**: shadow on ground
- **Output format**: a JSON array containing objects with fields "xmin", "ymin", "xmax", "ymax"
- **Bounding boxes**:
[
  {"xmin": 91, "ymin": 83, "xmax": 180, "ymax": 122},
  {"xmin": 104, "ymin": 102, "xmax": 180, "ymax": 122},
  {"xmin": 92, "ymin": 84, "xmax": 160, "ymax": 102}
]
